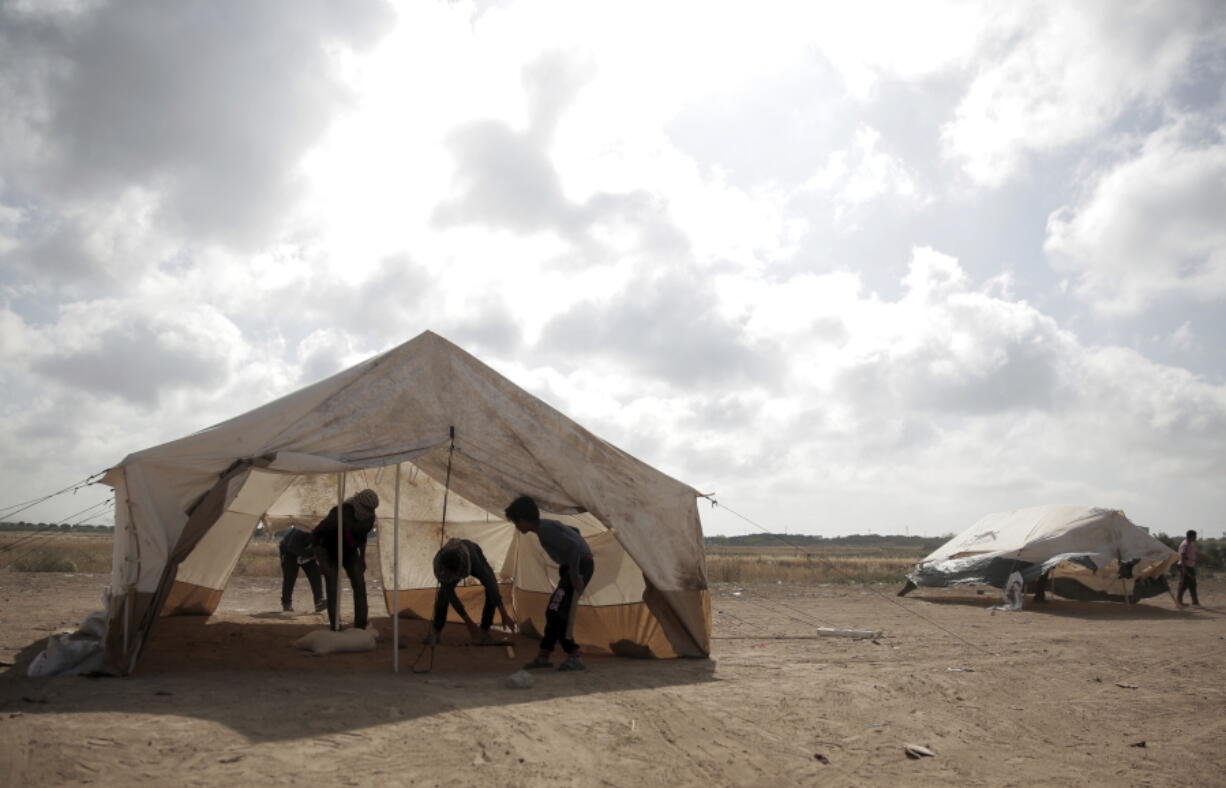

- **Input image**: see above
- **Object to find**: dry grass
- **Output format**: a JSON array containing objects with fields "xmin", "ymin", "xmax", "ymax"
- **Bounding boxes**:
[
  {"xmin": 0, "ymin": 532, "xmax": 114, "ymax": 574},
  {"xmin": 2, "ymin": 533, "xmax": 924, "ymax": 585},
  {"xmin": 704, "ymin": 546, "xmax": 920, "ymax": 585}
]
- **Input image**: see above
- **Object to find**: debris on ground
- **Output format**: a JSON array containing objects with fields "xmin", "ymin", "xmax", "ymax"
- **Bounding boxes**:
[
  {"xmin": 814, "ymin": 753, "xmax": 830, "ymax": 765},
  {"xmin": 904, "ymin": 743, "xmax": 937, "ymax": 759},
  {"xmin": 816, "ymin": 627, "xmax": 883, "ymax": 640},
  {"xmin": 505, "ymin": 669, "xmax": 534, "ymax": 689}
]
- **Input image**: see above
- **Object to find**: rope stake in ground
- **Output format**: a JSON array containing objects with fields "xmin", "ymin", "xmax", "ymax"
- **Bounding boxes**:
[{"xmin": 410, "ymin": 643, "xmax": 434, "ymax": 674}]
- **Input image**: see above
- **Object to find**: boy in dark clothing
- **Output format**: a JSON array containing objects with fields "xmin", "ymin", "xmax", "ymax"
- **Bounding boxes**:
[
  {"xmin": 424, "ymin": 538, "xmax": 516, "ymax": 645},
  {"xmin": 505, "ymin": 495, "xmax": 595, "ymax": 672},
  {"xmin": 1177, "ymin": 529, "xmax": 1199, "ymax": 607},
  {"xmin": 278, "ymin": 526, "xmax": 325, "ymax": 612},
  {"xmin": 312, "ymin": 488, "xmax": 379, "ymax": 630}
]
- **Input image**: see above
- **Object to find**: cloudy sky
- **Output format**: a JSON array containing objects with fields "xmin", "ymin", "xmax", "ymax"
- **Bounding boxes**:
[{"xmin": 2, "ymin": 0, "xmax": 1224, "ymax": 537}]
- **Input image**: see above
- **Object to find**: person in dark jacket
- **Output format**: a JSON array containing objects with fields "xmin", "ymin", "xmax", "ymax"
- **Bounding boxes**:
[
  {"xmin": 424, "ymin": 538, "xmax": 516, "ymax": 645},
  {"xmin": 312, "ymin": 488, "xmax": 379, "ymax": 630},
  {"xmin": 505, "ymin": 495, "xmax": 595, "ymax": 672},
  {"xmin": 1177, "ymin": 529, "xmax": 1199, "ymax": 607},
  {"xmin": 278, "ymin": 525, "xmax": 325, "ymax": 613}
]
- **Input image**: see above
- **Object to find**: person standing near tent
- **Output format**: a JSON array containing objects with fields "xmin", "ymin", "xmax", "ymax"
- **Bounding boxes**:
[
  {"xmin": 278, "ymin": 523, "xmax": 326, "ymax": 613},
  {"xmin": 1177, "ymin": 529, "xmax": 1199, "ymax": 607},
  {"xmin": 423, "ymin": 538, "xmax": 516, "ymax": 645},
  {"xmin": 505, "ymin": 495, "xmax": 594, "ymax": 672},
  {"xmin": 312, "ymin": 489, "xmax": 379, "ymax": 630}
]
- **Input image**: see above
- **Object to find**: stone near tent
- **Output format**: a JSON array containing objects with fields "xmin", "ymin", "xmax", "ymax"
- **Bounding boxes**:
[{"xmin": 505, "ymin": 669, "xmax": 534, "ymax": 689}]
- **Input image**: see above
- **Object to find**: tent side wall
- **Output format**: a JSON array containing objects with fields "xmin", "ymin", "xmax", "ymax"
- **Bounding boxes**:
[{"xmin": 376, "ymin": 510, "xmax": 708, "ymax": 659}]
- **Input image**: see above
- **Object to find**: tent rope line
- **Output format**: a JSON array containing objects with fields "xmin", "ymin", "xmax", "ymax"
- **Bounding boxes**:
[
  {"xmin": 702, "ymin": 495, "xmax": 996, "ymax": 657},
  {"xmin": 410, "ymin": 642, "xmax": 434, "ymax": 673},
  {"xmin": 0, "ymin": 497, "xmax": 115, "ymax": 554},
  {"xmin": 731, "ymin": 592, "xmax": 835, "ymax": 633},
  {"xmin": 0, "ymin": 470, "xmax": 107, "ymax": 520},
  {"xmin": 1, "ymin": 502, "xmax": 115, "ymax": 567}
]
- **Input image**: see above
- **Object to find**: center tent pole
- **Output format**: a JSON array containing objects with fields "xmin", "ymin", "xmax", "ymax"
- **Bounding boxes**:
[
  {"xmin": 335, "ymin": 473, "xmax": 346, "ymax": 631},
  {"xmin": 393, "ymin": 462, "xmax": 401, "ymax": 673}
]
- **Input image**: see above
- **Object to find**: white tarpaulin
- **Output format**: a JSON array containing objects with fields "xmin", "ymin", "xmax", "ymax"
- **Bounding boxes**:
[{"xmin": 904, "ymin": 505, "xmax": 1177, "ymax": 602}]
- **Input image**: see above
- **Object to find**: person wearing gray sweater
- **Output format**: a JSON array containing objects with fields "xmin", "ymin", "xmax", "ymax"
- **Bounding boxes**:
[{"xmin": 505, "ymin": 495, "xmax": 595, "ymax": 671}]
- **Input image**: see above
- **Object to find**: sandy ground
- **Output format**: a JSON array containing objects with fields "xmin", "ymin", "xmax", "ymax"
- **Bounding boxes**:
[{"xmin": 1, "ymin": 571, "xmax": 1223, "ymax": 787}]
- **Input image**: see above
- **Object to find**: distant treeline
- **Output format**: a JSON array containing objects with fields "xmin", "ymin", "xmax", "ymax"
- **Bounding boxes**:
[
  {"xmin": 705, "ymin": 532, "xmax": 949, "ymax": 551},
  {"xmin": 0, "ymin": 522, "xmax": 112, "ymax": 533}
]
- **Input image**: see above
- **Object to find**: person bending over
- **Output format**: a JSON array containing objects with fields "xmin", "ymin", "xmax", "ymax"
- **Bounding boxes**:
[
  {"xmin": 312, "ymin": 488, "xmax": 378, "ymax": 630},
  {"xmin": 424, "ymin": 538, "xmax": 516, "ymax": 645},
  {"xmin": 278, "ymin": 524, "xmax": 325, "ymax": 613},
  {"xmin": 504, "ymin": 495, "xmax": 595, "ymax": 672}
]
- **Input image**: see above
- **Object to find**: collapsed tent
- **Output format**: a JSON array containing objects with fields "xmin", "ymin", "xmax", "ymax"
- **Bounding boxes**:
[
  {"xmin": 100, "ymin": 331, "xmax": 710, "ymax": 675},
  {"xmin": 899, "ymin": 505, "xmax": 1177, "ymax": 602}
]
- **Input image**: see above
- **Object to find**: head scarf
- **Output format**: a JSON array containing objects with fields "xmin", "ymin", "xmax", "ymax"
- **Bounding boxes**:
[{"xmin": 348, "ymin": 488, "xmax": 379, "ymax": 519}]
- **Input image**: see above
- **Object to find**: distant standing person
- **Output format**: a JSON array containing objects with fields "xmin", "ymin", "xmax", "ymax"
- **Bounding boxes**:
[
  {"xmin": 278, "ymin": 524, "xmax": 325, "ymax": 613},
  {"xmin": 1177, "ymin": 529, "xmax": 1199, "ymax": 607},
  {"xmin": 424, "ymin": 538, "xmax": 516, "ymax": 645},
  {"xmin": 504, "ymin": 495, "xmax": 594, "ymax": 671},
  {"xmin": 312, "ymin": 489, "xmax": 379, "ymax": 630}
]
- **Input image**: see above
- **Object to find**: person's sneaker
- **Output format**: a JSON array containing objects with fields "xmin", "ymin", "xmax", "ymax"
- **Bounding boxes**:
[
  {"xmin": 282, "ymin": 603, "xmax": 293, "ymax": 612},
  {"xmin": 557, "ymin": 656, "xmax": 587, "ymax": 672},
  {"xmin": 523, "ymin": 656, "xmax": 553, "ymax": 670},
  {"xmin": 314, "ymin": 600, "xmax": 327, "ymax": 613}
]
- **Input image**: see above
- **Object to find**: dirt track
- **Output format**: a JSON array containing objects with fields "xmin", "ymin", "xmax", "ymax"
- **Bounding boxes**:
[{"xmin": 1, "ymin": 571, "xmax": 1223, "ymax": 787}]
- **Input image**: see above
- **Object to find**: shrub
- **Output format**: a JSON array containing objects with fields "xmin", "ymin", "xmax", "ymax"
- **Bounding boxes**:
[{"xmin": 12, "ymin": 553, "xmax": 79, "ymax": 573}]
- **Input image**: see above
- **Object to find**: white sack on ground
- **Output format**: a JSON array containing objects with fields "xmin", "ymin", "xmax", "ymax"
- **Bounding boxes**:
[
  {"xmin": 294, "ymin": 628, "xmax": 379, "ymax": 655},
  {"xmin": 27, "ymin": 610, "xmax": 108, "ymax": 677}
]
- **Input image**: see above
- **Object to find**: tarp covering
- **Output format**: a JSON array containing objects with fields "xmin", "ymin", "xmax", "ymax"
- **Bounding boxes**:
[
  {"xmin": 100, "ymin": 331, "xmax": 710, "ymax": 674},
  {"xmin": 907, "ymin": 505, "xmax": 1177, "ymax": 602}
]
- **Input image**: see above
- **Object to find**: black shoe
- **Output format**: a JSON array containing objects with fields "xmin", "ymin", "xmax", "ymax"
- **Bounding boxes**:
[
  {"xmin": 314, "ymin": 600, "xmax": 327, "ymax": 613},
  {"xmin": 282, "ymin": 603, "xmax": 293, "ymax": 612}
]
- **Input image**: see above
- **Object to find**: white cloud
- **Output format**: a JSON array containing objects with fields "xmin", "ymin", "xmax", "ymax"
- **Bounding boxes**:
[
  {"xmin": 942, "ymin": 1, "xmax": 1225, "ymax": 187},
  {"xmin": 1045, "ymin": 121, "xmax": 1226, "ymax": 314},
  {"xmin": 799, "ymin": 125, "xmax": 925, "ymax": 228}
]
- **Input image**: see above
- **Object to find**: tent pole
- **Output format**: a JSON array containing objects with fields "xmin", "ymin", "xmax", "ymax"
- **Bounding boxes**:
[
  {"xmin": 393, "ymin": 462, "xmax": 401, "ymax": 673},
  {"xmin": 335, "ymin": 473, "xmax": 345, "ymax": 631},
  {"xmin": 440, "ymin": 426, "xmax": 455, "ymax": 548}
]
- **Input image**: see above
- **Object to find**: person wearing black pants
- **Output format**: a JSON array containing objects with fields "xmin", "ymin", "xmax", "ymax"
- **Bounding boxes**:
[
  {"xmin": 424, "ymin": 538, "xmax": 516, "ymax": 645},
  {"xmin": 505, "ymin": 495, "xmax": 596, "ymax": 672},
  {"xmin": 278, "ymin": 526, "xmax": 324, "ymax": 612},
  {"xmin": 1177, "ymin": 529, "xmax": 1200, "ymax": 607},
  {"xmin": 312, "ymin": 489, "xmax": 379, "ymax": 630},
  {"xmin": 540, "ymin": 556, "xmax": 595, "ymax": 657}
]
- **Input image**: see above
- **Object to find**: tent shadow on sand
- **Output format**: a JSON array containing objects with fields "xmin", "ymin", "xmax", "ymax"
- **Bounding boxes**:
[
  {"xmin": 913, "ymin": 594, "xmax": 1196, "ymax": 620},
  {"xmin": 0, "ymin": 615, "xmax": 716, "ymax": 743}
]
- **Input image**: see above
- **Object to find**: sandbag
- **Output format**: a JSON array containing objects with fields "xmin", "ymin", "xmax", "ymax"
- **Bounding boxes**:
[
  {"xmin": 294, "ymin": 627, "xmax": 379, "ymax": 655},
  {"xmin": 27, "ymin": 608, "xmax": 108, "ymax": 677},
  {"xmin": 28, "ymin": 633, "xmax": 105, "ymax": 677}
]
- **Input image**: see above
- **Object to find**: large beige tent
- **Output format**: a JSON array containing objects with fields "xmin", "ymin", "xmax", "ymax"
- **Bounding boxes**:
[
  {"xmin": 100, "ymin": 331, "xmax": 710, "ymax": 674},
  {"xmin": 900, "ymin": 505, "xmax": 1177, "ymax": 602}
]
